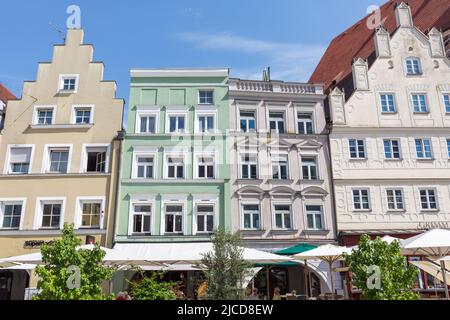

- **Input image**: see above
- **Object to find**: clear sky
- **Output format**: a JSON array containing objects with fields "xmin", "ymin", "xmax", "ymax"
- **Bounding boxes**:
[{"xmin": 0, "ymin": 0, "xmax": 385, "ymax": 108}]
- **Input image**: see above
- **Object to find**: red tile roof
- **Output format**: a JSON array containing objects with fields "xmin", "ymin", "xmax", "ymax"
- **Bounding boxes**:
[
  {"xmin": 0, "ymin": 83, "xmax": 16, "ymax": 105},
  {"xmin": 309, "ymin": 0, "xmax": 450, "ymax": 93}
]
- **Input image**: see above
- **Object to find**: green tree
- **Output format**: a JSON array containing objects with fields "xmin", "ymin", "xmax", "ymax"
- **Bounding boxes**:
[
  {"xmin": 201, "ymin": 228, "xmax": 250, "ymax": 300},
  {"xmin": 128, "ymin": 271, "xmax": 177, "ymax": 300},
  {"xmin": 344, "ymin": 235, "xmax": 419, "ymax": 300},
  {"xmin": 34, "ymin": 224, "xmax": 114, "ymax": 300}
]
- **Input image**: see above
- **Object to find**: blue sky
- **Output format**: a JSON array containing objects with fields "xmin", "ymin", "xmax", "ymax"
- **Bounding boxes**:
[{"xmin": 0, "ymin": 0, "xmax": 385, "ymax": 107}]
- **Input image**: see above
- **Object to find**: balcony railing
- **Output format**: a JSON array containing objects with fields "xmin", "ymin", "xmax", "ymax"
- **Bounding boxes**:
[{"xmin": 230, "ymin": 79, "xmax": 323, "ymax": 95}]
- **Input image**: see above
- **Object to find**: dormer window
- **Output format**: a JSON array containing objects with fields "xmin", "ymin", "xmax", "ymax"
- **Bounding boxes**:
[
  {"xmin": 58, "ymin": 75, "xmax": 79, "ymax": 92},
  {"xmin": 405, "ymin": 58, "xmax": 422, "ymax": 75}
]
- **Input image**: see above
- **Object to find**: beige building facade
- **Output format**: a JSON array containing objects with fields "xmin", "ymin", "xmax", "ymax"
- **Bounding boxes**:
[{"xmin": 0, "ymin": 28, "xmax": 124, "ymax": 268}]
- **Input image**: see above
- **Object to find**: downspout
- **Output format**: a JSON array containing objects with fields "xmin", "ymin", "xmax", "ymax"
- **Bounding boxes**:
[{"xmin": 110, "ymin": 129, "xmax": 125, "ymax": 249}]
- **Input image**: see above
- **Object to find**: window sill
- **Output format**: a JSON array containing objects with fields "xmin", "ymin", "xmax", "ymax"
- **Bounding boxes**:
[
  {"xmin": 420, "ymin": 209, "xmax": 440, "ymax": 213},
  {"xmin": 267, "ymin": 179, "xmax": 294, "ymax": 184},
  {"xmin": 269, "ymin": 229, "xmax": 298, "ymax": 235},
  {"xmin": 352, "ymin": 210, "xmax": 372, "ymax": 213},
  {"xmin": 302, "ymin": 229, "xmax": 330, "ymax": 236},
  {"xmin": 236, "ymin": 179, "xmax": 263, "ymax": 184},
  {"xmin": 348, "ymin": 158, "xmax": 368, "ymax": 161},
  {"xmin": 29, "ymin": 124, "xmax": 93, "ymax": 130},
  {"xmin": 386, "ymin": 209, "xmax": 406, "ymax": 214},
  {"xmin": 416, "ymin": 158, "xmax": 434, "ymax": 162},
  {"xmin": 384, "ymin": 158, "xmax": 402, "ymax": 161},
  {"xmin": 412, "ymin": 112, "xmax": 430, "ymax": 115},
  {"xmin": 299, "ymin": 179, "xmax": 324, "ymax": 184},
  {"xmin": 380, "ymin": 112, "xmax": 398, "ymax": 115}
]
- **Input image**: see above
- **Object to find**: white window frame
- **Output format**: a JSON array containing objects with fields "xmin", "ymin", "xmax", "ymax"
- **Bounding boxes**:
[
  {"xmin": 301, "ymin": 156, "xmax": 319, "ymax": 180},
  {"xmin": 165, "ymin": 106, "xmax": 189, "ymax": 134},
  {"xmin": 240, "ymin": 202, "xmax": 262, "ymax": 230},
  {"xmin": 160, "ymin": 195, "xmax": 187, "ymax": 236},
  {"xmin": 268, "ymin": 111, "xmax": 286, "ymax": 134},
  {"xmin": 383, "ymin": 139, "xmax": 401, "ymax": 160},
  {"xmin": 0, "ymin": 198, "xmax": 26, "ymax": 230},
  {"xmin": 272, "ymin": 203, "xmax": 293, "ymax": 230},
  {"xmin": 127, "ymin": 194, "xmax": 156, "ymax": 236},
  {"xmin": 239, "ymin": 152, "xmax": 259, "ymax": 180},
  {"xmin": 163, "ymin": 148, "xmax": 189, "ymax": 180},
  {"xmin": 131, "ymin": 147, "xmax": 158, "ymax": 180},
  {"xmin": 297, "ymin": 113, "xmax": 315, "ymax": 134},
  {"xmin": 193, "ymin": 195, "xmax": 219, "ymax": 235},
  {"xmin": 411, "ymin": 93, "xmax": 429, "ymax": 114},
  {"xmin": 348, "ymin": 139, "xmax": 366, "ymax": 159},
  {"xmin": 71, "ymin": 105, "xmax": 94, "ymax": 125},
  {"xmin": 415, "ymin": 138, "xmax": 433, "ymax": 160},
  {"xmin": 352, "ymin": 188, "xmax": 371, "ymax": 212},
  {"xmin": 75, "ymin": 196, "xmax": 105, "ymax": 229},
  {"xmin": 271, "ymin": 153, "xmax": 290, "ymax": 180},
  {"xmin": 135, "ymin": 106, "xmax": 160, "ymax": 134},
  {"xmin": 33, "ymin": 197, "xmax": 66, "ymax": 230},
  {"xmin": 418, "ymin": 188, "xmax": 439, "ymax": 211},
  {"xmin": 404, "ymin": 57, "xmax": 422, "ymax": 76},
  {"xmin": 305, "ymin": 204, "xmax": 325, "ymax": 231},
  {"xmin": 379, "ymin": 93, "xmax": 397, "ymax": 113},
  {"xmin": 194, "ymin": 150, "xmax": 218, "ymax": 180},
  {"xmin": 80, "ymin": 144, "xmax": 110, "ymax": 174},
  {"xmin": 385, "ymin": 188, "xmax": 405, "ymax": 212},
  {"xmin": 4, "ymin": 144, "xmax": 35, "ymax": 175},
  {"xmin": 198, "ymin": 90, "xmax": 214, "ymax": 105},
  {"xmin": 58, "ymin": 74, "xmax": 79, "ymax": 93},
  {"xmin": 239, "ymin": 109, "xmax": 257, "ymax": 133},
  {"xmin": 32, "ymin": 105, "xmax": 57, "ymax": 125},
  {"xmin": 41, "ymin": 144, "xmax": 73, "ymax": 174},
  {"xmin": 195, "ymin": 106, "xmax": 218, "ymax": 134}
]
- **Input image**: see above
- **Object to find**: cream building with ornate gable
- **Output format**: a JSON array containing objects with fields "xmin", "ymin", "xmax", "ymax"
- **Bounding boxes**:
[{"xmin": 328, "ymin": 3, "xmax": 450, "ymax": 246}]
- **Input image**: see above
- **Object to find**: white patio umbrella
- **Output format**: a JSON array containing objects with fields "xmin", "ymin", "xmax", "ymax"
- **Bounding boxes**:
[
  {"xmin": 292, "ymin": 244, "xmax": 352, "ymax": 294},
  {"xmin": 401, "ymin": 229, "xmax": 450, "ymax": 300}
]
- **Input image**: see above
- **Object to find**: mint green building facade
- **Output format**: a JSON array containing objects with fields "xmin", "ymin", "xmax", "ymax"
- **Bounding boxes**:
[{"xmin": 114, "ymin": 69, "xmax": 231, "ymax": 244}]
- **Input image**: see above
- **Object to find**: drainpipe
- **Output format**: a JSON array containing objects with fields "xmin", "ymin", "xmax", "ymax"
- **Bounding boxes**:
[
  {"xmin": 110, "ymin": 129, "xmax": 125, "ymax": 248},
  {"xmin": 326, "ymin": 120, "xmax": 339, "ymax": 245}
]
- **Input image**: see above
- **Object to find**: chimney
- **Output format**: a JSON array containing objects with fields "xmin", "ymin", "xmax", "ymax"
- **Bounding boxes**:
[
  {"xmin": 395, "ymin": 2, "xmax": 413, "ymax": 28},
  {"xmin": 374, "ymin": 26, "xmax": 392, "ymax": 58},
  {"xmin": 352, "ymin": 58, "xmax": 369, "ymax": 91},
  {"xmin": 428, "ymin": 28, "xmax": 445, "ymax": 58}
]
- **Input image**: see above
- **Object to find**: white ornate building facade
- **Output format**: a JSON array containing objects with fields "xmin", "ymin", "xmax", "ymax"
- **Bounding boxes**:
[{"xmin": 328, "ymin": 3, "xmax": 450, "ymax": 246}]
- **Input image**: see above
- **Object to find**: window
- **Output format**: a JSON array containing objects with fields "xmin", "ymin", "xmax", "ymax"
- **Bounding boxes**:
[
  {"xmin": 272, "ymin": 154, "xmax": 289, "ymax": 180},
  {"xmin": 136, "ymin": 156, "xmax": 154, "ymax": 179},
  {"xmin": 37, "ymin": 109, "xmax": 54, "ymax": 125},
  {"xmin": 198, "ymin": 157, "xmax": 215, "ymax": 179},
  {"xmin": 139, "ymin": 115, "xmax": 156, "ymax": 133},
  {"xmin": 48, "ymin": 148, "xmax": 69, "ymax": 173},
  {"xmin": 349, "ymin": 139, "xmax": 366, "ymax": 159},
  {"xmin": 412, "ymin": 94, "xmax": 428, "ymax": 113},
  {"xmin": 240, "ymin": 111, "xmax": 256, "ymax": 133},
  {"xmin": 41, "ymin": 203, "xmax": 62, "ymax": 229},
  {"xmin": 241, "ymin": 154, "xmax": 258, "ymax": 179},
  {"xmin": 447, "ymin": 139, "xmax": 450, "ymax": 158},
  {"xmin": 384, "ymin": 140, "xmax": 401, "ymax": 159},
  {"xmin": 415, "ymin": 139, "xmax": 432, "ymax": 159},
  {"xmin": 405, "ymin": 58, "xmax": 422, "ymax": 75},
  {"xmin": 269, "ymin": 112, "xmax": 285, "ymax": 134},
  {"xmin": 59, "ymin": 75, "xmax": 78, "ymax": 91},
  {"xmin": 242, "ymin": 204, "xmax": 260, "ymax": 230},
  {"xmin": 380, "ymin": 94, "xmax": 396, "ymax": 113},
  {"xmin": 165, "ymin": 204, "xmax": 183, "ymax": 234},
  {"xmin": 302, "ymin": 157, "xmax": 318, "ymax": 180},
  {"xmin": 8, "ymin": 147, "xmax": 32, "ymax": 174},
  {"xmin": 198, "ymin": 115, "xmax": 215, "ymax": 133},
  {"xmin": 196, "ymin": 204, "xmax": 214, "ymax": 233},
  {"xmin": 386, "ymin": 189, "xmax": 404, "ymax": 211},
  {"xmin": 297, "ymin": 113, "xmax": 314, "ymax": 134},
  {"xmin": 353, "ymin": 189, "xmax": 370, "ymax": 210},
  {"xmin": 81, "ymin": 202, "xmax": 101, "ymax": 228},
  {"xmin": 306, "ymin": 205, "xmax": 324, "ymax": 230},
  {"xmin": 85, "ymin": 147, "xmax": 107, "ymax": 173},
  {"xmin": 419, "ymin": 189, "xmax": 438, "ymax": 210},
  {"xmin": 274, "ymin": 205, "xmax": 292, "ymax": 229},
  {"xmin": 167, "ymin": 157, "xmax": 184, "ymax": 179},
  {"xmin": 199, "ymin": 91, "xmax": 214, "ymax": 105},
  {"xmin": 74, "ymin": 108, "xmax": 92, "ymax": 124},
  {"xmin": 168, "ymin": 115, "xmax": 186, "ymax": 133},
  {"xmin": 132, "ymin": 204, "xmax": 152, "ymax": 234},
  {"xmin": 1, "ymin": 202, "xmax": 22, "ymax": 229},
  {"xmin": 444, "ymin": 94, "xmax": 450, "ymax": 113}
]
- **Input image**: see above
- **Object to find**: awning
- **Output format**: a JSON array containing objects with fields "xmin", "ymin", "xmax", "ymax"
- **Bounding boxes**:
[{"xmin": 275, "ymin": 243, "xmax": 317, "ymax": 256}]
